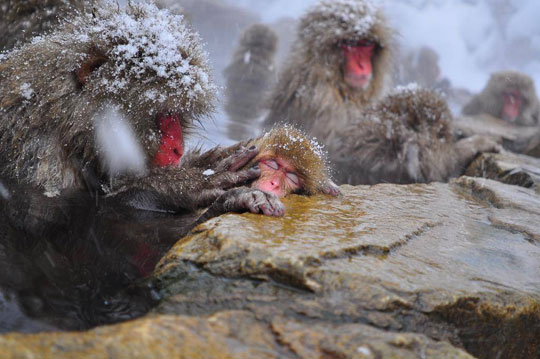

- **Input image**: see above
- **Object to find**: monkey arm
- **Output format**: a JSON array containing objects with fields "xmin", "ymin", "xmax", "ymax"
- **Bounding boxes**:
[
  {"xmin": 110, "ymin": 146, "xmax": 261, "ymax": 213},
  {"xmin": 452, "ymin": 135, "xmax": 502, "ymax": 175}
]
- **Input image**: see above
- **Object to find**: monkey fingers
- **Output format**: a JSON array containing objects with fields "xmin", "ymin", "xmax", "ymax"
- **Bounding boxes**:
[
  {"xmin": 208, "ymin": 167, "xmax": 261, "ymax": 190},
  {"xmin": 322, "ymin": 181, "xmax": 341, "ymax": 197},
  {"xmin": 214, "ymin": 145, "xmax": 259, "ymax": 172},
  {"xmin": 196, "ymin": 187, "xmax": 285, "ymax": 224}
]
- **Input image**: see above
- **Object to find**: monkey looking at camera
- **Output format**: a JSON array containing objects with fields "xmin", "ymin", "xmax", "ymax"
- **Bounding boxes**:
[{"xmin": 263, "ymin": 0, "xmax": 393, "ymax": 141}]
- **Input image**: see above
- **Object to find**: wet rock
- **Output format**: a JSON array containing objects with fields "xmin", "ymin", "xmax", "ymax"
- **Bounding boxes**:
[
  {"xmin": 466, "ymin": 152, "xmax": 540, "ymax": 191},
  {"xmin": 2, "ymin": 182, "xmax": 540, "ymax": 358}
]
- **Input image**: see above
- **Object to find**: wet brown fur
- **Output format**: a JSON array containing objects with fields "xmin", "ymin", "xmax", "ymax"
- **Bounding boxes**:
[
  {"xmin": 0, "ymin": 0, "xmax": 84, "ymax": 52},
  {"xmin": 263, "ymin": 0, "xmax": 393, "ymax": 140},
  {"xmin": 329, "ymin": 87, "xmax": 501, "ymax": 184},
  {"xmin": 224, "ymin": 24, "xmax": 278, "ymax": 140},
  {"xmin": 462, "ymin": 71, "xmax": 540, "ymax": 126},
  {"xmin": 0, "ymin": 2, "xmax": 214, "ymax": 195}
]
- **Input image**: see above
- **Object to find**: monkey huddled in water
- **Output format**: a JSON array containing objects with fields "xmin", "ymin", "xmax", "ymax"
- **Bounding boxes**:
[
  {"xmin": 458, "ymin": 71, "xmax": 540, "ymax": 155},
  {"xmin": 224, "ymin": 24, "xmax": 278, "ymax": 141},
  {"xmin": 0, "ymin": 0, "xmax": 84, "ymax": 52},
  {"xmin": 263, "ymin": 0, "xmax": 393, "ymax": 140},
  {"xmin": 329, "ymin": 87, "xmax": 501, "ymax": 185}
]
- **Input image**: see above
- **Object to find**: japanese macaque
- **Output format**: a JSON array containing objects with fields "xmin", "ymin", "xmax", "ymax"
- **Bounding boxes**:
[
  {"xmin": 457, "ymin": 71, "xmax": 540, "ymax": 155},
  {"xmin": 0, "ymin": 1, "xmax": 289, "ymax": 223},
  {"xmin": 157, "ymin": 0, "xmax": 260, "ymax": 87},
  {"xmin": 263, "ymin": 0, "xmax": 393, "ymax": 140},
  {"xmin": 0, "ymin": 0, "xmax": 84, "ymax": 52},
  {"xmin": 328, "ymin": 87, "xmax": 502, "ymax": 185},
  {"xmin": 245, "ymin": 126, "xmax": 339, "ymax": 197},
  {"xmin": 224, "ymin": 24, "xmax": 278, "ymax": 141},
  {"xmin": 462, "ymin": 71, "xmax": 540, "ymax": 126}
]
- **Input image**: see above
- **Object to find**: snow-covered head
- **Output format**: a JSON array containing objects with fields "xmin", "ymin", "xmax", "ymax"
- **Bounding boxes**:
[
  {"xmin": 0, "ymin": 1, "xmax": 216, "ymax": 192},
  {"xmin": 299, "ymin": 0, "xmax": 390, "ymax": 51},
  {"xmin": 245, "ymin": 125, "xmax": 334, "ymax": 196},
  {"xmin": 293, "ymin": 0, "xmax": 393, "ymax": 103}
]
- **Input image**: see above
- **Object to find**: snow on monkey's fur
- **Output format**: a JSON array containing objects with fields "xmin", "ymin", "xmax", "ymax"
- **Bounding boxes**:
[{"xmin": 0, "ymin": 1, "xmax": 215, "ymax": 193}]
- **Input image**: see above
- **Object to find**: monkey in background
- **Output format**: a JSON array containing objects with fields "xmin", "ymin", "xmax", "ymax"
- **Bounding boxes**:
[
  {"xmin": 462, "ymin": 71, "xmax": 540, "ymax": 126},
  {"xmin": 458, "ymin": 71, "xmax": 540, "ymax": 155},
  {"xmin": 328, "ymin": 87, "xmax": 501, "ymax": 185},
  {"xmin": 0, "ymin": 0, "xmax": 84, "ymax": 52},
  {"xmin": 263, "ymin": 0, "xmax": 394, "ymax": 141},
  {"xmin": 0, "ymin": 1, "xmax": 285, "ymax": 219},
  {"xmin": 224, "ymin": 24, "xmax": 278, "ymax": 141}
]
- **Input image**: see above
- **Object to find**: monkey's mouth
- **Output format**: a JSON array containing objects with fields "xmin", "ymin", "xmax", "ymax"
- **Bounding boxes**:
[
  {"xmin": 344, "ymin": 73, "xmax": 372, "ymax": 89},
  {"xmin": 153, "ymin": 113, "xmax": 184, "ymax": 167}
]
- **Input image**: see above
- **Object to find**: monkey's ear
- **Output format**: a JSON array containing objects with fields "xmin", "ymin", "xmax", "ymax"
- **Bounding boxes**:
[{"xmin": 75, "ymin": 48, "xmax": 108, "ymax": 87}]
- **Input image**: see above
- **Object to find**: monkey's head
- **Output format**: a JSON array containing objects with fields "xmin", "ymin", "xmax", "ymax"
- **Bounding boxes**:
[
  {"xmin": 483, "ymin": 71, "xmax": 539, "ymax": 126},
  {"xmin": 297, "ymin": 0, "xmax": 393, "ymax": 100},
  {"xmin": 370, "ymin": 86, "xmax": 454, "ymax": 143},
  {"xmin": 0, "ymin": 1, "xmax": 215, "ymax": 187},
  {"xmin": 244, "ymin": 126, "xmax": 336, "ymax": 198},
  {"xmin": 239, "ymin": 24, "xmax": 278, "ymax": 56}
]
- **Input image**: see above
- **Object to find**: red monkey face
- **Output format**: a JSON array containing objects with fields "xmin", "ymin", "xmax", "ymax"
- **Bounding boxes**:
[
  {"xmin": 251, "ymin": 155, "xmax": 302, "ymax": 198},
  {"xmin": 502, "ymin": 90, "xmax": 523, "ymax": 123},
  {"xmin": 341, "ymin": 40, "xmax": 375, "ymax": 90},
  {"xmin": 153, "ymin": 113, "xmax": 184, "ymax": 167}
]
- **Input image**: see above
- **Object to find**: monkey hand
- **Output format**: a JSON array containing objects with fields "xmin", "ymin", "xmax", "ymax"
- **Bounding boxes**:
[
  {"xmin": 321, "ymin": 180, "xmax": 341, "ymax": 197},
  {"xmin": 464, "ymin": 135, "xmax": 503, "ymax": 154},
  {"xmin": 196, "ymin": 187, "xmax": 285, "ymax": 223}
]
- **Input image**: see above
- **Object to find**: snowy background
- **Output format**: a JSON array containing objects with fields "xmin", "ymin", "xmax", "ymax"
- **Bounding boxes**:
[{"xmin": 172, "ymin": 0, "xmax": 540, "ymax": 148}]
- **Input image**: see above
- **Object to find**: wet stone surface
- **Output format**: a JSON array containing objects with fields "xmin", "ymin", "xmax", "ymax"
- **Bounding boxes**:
[{"xmin": 2, "ymin": 160, "xmax": 540, "ymax": 358}]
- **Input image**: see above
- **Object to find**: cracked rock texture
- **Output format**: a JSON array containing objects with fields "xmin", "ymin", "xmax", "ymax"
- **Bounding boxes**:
[{"xmin": 2, "ymin": 154, "xmax": 540, "ymax": 359}]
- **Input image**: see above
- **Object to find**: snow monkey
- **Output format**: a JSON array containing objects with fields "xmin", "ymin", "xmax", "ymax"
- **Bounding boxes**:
[
  {"xmin": 329, "ymin": 87, "xmax": 502, "ymax": 185},
  {"xmin": 0, "ymin": 0, "xmax": 84, "ymax": 52},
  {"xmin": 462, "ymin": 71, "xmax": 540, "ymax": 126},
  {"xmin": 224, "ymin": 24, "xmax": 278, "ymax": 141},
  {"xmin": 0, "ymin": 1, "xmax": 284, "ymax": 220},
  {"xmin": 263, "ymin": 0, "xmax": 393, "ymax": 140},
  {"xmin": 244, "ymin": 126, "xmax": 340, "ymax": 198}
]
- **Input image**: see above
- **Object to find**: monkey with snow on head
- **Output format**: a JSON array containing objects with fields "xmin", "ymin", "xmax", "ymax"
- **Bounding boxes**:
[
  {"xmin": 263, "ymin": 0, "xmax": 393, "ymax": 142},
  {"xmin": 0, "ymin": 1, "xmax": 284, "ymax": 219},
  {"xmin": 194, "ymin": 125, "xmax": 340, "ymax": 222},
  {"xmin": 224, "ymin": 24, "xmax": 278, "ymax": 141},
  {"xmin": 329, "ymin": 86, "xmax": 502, "ymax": 185}
]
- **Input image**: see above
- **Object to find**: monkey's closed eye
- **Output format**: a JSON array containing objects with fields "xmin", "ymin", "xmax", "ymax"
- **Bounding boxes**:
[
  {"xmin": 263, "ymin": 159, "xmax": 279, "ymax": 170},
  {"xmin": 286, "ymin": 172, "xmax": 300, "ymax": 186}
]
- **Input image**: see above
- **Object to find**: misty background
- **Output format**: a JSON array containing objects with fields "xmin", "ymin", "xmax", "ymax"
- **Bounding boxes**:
[{"xmin": 160, "ymin": 0, "xmax": 540, "ymax": 148}]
